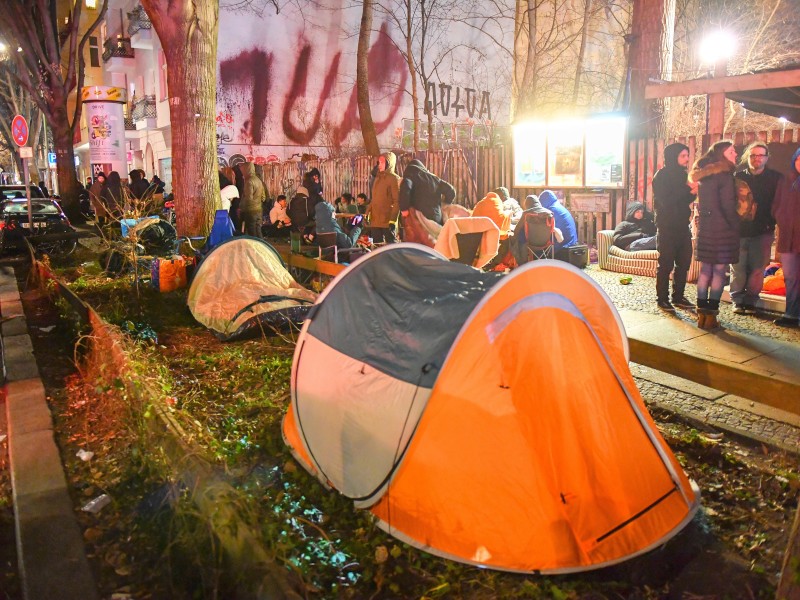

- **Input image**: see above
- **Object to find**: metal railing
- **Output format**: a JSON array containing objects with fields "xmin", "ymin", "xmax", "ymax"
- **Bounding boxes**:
[
  {"xmin": 102, "ymin": 35, "xmax": 135, "ymax": 61},
  {"xmin": 127, "ymin": 4, "xmax": 152, "ymax": 37},
  {"xmin": 132, "ymin": 95, "xmax": 157, "ymax": 121},
  {"xmin": 124, "ymin": 114, "xmax": 135, "ymax": 130}
]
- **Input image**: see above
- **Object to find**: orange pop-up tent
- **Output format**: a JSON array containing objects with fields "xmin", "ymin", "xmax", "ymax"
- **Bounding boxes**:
[{"xmin": 283, "ymin": 244, "xmax": 700, "ymax": 573}]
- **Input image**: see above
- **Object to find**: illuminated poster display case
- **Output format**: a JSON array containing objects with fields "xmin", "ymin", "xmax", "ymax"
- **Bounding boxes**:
[{"xmin": 512, "ymin": 114, "xmax": 627, "ymax": 189}]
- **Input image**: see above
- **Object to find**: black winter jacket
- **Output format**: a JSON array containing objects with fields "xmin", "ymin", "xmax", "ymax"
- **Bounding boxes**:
[
  {"xmin": 612, "ymin": 202, "xmax": 657, "ymax": 249},
  {"xmin": 398, "ymin": 159, "xmax": 455, "ymax": 224},
  {"xmin": 653, "ymin": 143, "xmax": 695, "ymax": 236}
]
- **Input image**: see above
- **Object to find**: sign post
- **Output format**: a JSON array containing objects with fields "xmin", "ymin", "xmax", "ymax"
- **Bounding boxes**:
[{"xmin": 11, "ymin": 115, "xmax": 34, "ymax": 230}]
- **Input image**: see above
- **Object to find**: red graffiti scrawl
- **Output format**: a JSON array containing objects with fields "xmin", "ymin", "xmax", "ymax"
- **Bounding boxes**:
[
  {"xmin": 218, "ymin": 21, "xmax": 408, "ymax": 147},
  {"xmin": 219, "ymin": 49, "xmax": 273, "ymax": 145}
]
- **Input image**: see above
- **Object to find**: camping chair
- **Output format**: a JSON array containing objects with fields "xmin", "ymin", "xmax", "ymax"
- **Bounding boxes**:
[
  {"xmin": 453, "ymin": 232, "xmax": 484, "ymax": 266},
  {"xmin": 317, "ymin": 232, "xmax": 364, "ymax": 264},
  {"xmin": 523, "ymin": 211, "xmax": 555, "ymax": 261}
]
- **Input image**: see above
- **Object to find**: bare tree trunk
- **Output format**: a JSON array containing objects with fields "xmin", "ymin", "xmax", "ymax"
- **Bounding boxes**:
[
  {"xmin": 406, "ymin": 0, "xmax": 420, "ymax": 153},
  {"xmin": 778, "ymin": 501, "xmax": 800, "ymax": 599},
  {"xmin": 627, "ymin": 0, "xmax": 675, "ymax": 137},
  {"xmin": 357, "ymin": 0, "xmax": 380, "ymax": 156},
  {"xmin": 571, "ymin": 0, "xmax": 593, "ymax": 106},
  {"xmin": 513, "ymin": 0, "xmax": 539, "ymax": 119},
  {"xmin": 51, "ymin": 94, "xmax": 80, "ymax": 217},
  {"xmin": 141, "ymin": 0, "xmax": 219, "ymax": 236}
]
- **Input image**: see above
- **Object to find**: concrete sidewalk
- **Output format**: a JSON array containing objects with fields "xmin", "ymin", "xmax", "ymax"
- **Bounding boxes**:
[
  {"xmin": 619, "ymin": 307, "xmax": 800, "ymax": 453},
  {"xmin": 1, "ymin": 265, "xmax": 98, "ymax": 600}
]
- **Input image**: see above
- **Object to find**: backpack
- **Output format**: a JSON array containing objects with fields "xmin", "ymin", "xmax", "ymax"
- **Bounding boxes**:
[{"xmin": 735, "ymin": 178, "xmax": 756, "ymax": 221}]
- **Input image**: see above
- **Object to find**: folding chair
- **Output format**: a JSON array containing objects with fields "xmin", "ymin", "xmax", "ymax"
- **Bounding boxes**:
[
  {"xmin": 317, "ymin": 232, "xmax": 363, "ymax": 264},
  {"xmin": 523, "ymin": 211, "xmax": 555, "ymax": 261},
  {"xmin": 452, "ymin": 232, "xmax": 485, "ymax": 266}
]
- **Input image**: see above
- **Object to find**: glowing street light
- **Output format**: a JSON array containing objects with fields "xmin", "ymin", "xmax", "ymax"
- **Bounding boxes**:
[{"xmin": 699, "ymin": 29, "xmax": 736, "ymax": 66}]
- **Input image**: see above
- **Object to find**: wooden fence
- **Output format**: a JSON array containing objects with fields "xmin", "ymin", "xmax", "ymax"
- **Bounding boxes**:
[{"xmin": 252, "ymin": 126, "xmax": 800, "ymax": 247}]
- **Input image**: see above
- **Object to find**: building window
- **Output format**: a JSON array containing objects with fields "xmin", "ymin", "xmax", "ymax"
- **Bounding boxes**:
[
  {"xmin": 158, "ymin": 51, "xmax": 168, "ymax": 101},
  {"xmin": 89, "ymin": 36, "xmax": 100, "ymax": 67}
]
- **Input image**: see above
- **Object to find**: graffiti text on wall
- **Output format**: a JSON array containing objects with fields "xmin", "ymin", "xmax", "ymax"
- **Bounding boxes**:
[
  {"xmin": 218, "ymin": 22, "xmax": 408, "ymax": 147},
  {"xmin": 424, "ymin": 83, "xmax": 491, "ymax": 120}
]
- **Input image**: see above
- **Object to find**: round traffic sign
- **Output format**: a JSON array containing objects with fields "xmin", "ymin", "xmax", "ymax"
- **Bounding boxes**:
[{"xmin": 12, "ymin": 115, "xmax": 29, "ymax": 146}]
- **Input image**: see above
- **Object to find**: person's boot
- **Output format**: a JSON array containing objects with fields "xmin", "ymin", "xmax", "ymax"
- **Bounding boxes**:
[
  {"xmin": 696, "ymin": 299, "xmax": 710, "ymax": 329},
  {"xmin": 705, "ymin": 300, "xmax": 721, "ymax": 330}
]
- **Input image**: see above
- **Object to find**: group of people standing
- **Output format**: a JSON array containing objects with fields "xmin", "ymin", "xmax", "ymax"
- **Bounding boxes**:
[
  {"xmin": 83, "ymin": 170, "xmax": 166, "ymax": 226},
  {"xmin": 649, "ymin": 140, "xmax": 799, "ymax": 329}
]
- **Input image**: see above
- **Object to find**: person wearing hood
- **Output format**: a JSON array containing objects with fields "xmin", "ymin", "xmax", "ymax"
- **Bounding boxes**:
[
  {"xmin": 289, "ymin": 185, "xmax": 316, "ymax": 238},
  {"xmin": 538, "ymin": 190, "xmax": 577, "ymax": 251},
  {"xmin": 653, "ymin": 142, "xmax": 698, "ymax": 311},
  {"xmin": 731, "ymin": 142, "xmax": 783, "ymax": 314},
  {"xmin": 368, "ymin": 152, "xmax": 401, "ymax": 243},
  {"xmin": 688, "ymin": 140, "xmax": 739, "ymax": 329},
  {"xmin": 128, "ymin": 169, "xmax": 152, "ymax": 200},
  {"xmin": 303, "ymin": 168, "xmax": 324, "ymax": 206},
  {"xmin": 239, "ymin": 161, "xmax": 266, "ymax": 238},
  {"xmin": 494, "ymin": 187, "xmax": 523, "ymax": 223},
  {"xmin": 219, "ymin": 171, "xmax": 239, "ymax": 213},
  {"xmin": 398, "ymin": 158, "xmax": 456, "ymax": 227},
  {"xmin": 612, "ymin": 202, "xmax": 657, "ymax": 251},
  {"xmin": 771, "ymin": 147, "xmax": 800, "ymax": 327},
  {"xmin": 101, "ymin": 171, "xmax": 123, "ymax": 218},
  {"xmin": 315, "ymin": 196, "xmax": 363, "ymax": 249},
  {"xmin": 510, "ymin": 194, "xmax": 564, "ymax": 266}
]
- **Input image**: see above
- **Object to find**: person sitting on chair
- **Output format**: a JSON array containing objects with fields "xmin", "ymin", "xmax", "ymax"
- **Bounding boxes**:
[
  {"xmin": 510, "ymin": 194, "xmax": 564, "ymax": 266},
  {"xmin": 538, "ymin": 190, "xmax": 577, "ymax": 251},
  {"xmin": 612, "ymin": 202, "xmax": 657, "ymax": 251},
  {"xmin": 315, "ymin": 197, "xmax": 363, "ymax": 249}
]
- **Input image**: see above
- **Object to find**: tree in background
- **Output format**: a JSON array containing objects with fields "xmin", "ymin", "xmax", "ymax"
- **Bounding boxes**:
[
  {"xmin": 140, "ymin": 0, "xmax": 220, "ymax": 236},
  {"xmin": 357, "ymin": 0, "xmax": 381, "ymax": 156},
  {"xmin": 0, "ymin": 0, "xmax": 109, "ymax": 220}
]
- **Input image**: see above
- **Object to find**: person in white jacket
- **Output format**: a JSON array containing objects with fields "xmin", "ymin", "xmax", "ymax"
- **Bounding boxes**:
[{"xmin": 219, "ymin": 172, "xmax": 240, "ymax": 212}]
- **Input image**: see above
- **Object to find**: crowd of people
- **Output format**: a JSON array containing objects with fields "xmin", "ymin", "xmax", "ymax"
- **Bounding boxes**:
[
  {"xmin": 81, "ymin": 169, "xmax": 167, "ymax": 226},
  {"xmin": 215, "ymin": 154, "xmax": 582, "ymax": 271},
  {"xmin": 649, "ymin": 140, "xmax": 799, "ymax": 329}
]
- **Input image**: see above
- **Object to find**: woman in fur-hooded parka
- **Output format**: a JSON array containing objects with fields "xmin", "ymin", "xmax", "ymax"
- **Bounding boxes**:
[{"xmin": 689, "ymin": 142, "xmax": 739, "ymax": 265}]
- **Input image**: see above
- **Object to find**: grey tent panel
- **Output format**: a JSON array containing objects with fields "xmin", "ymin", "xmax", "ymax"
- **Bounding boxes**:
[{"xmin": 306, "ymin": 247, "xmax": 503, "ymax": 387}]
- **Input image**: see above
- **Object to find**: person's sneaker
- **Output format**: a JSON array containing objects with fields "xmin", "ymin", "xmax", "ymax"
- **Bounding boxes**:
[
  {"xmin": 732, "ymin": 304, "xmax": 748, "ymax": 314},
  {"xmin": 672, "ymin": 297, "xmax": 695, "ymax": 309},
  {"xmin": 773, "ymin": 316, "xmax": 799, "ymax": 328},
  {"xmin": 657, "ymin": 300, "xmax": 676, "ymax": 312}
]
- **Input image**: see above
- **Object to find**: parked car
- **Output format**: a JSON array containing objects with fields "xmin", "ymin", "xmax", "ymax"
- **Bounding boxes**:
[
  {"xmin": 0, "ymin": 194, "xmax": 78, "ymax": 257},
  {"xmin": 0, "ymin": 184, "xmax": 46, "ymax": 202}
]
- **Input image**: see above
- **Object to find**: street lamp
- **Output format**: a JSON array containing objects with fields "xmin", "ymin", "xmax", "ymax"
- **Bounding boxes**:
[{"xmin": 700, "ymin": 29, "xmax": 736, "ymax": 136}]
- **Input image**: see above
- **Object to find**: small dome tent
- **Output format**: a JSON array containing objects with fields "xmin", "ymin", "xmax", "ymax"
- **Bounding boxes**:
[
  {"xmin": 188, "ymin": 237, "xmax": 317, "ymax": 341},
  {"xmin": 283, "ymin": 244, "xmax": 700, "ymax": 573}
]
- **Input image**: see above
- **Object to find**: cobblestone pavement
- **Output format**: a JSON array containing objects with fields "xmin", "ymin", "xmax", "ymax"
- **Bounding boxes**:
[{"xmin": 582, "ymin": 264, "xmax": 800, "ymax": 454}]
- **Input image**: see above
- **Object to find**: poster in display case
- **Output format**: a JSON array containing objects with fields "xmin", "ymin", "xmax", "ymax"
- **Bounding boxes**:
[
  {"xmin": 512, "ymin": 122, "xmax": 547, "ymax": 187},
  {"xmin": 584, "ymin": 116, "xmax": 626, "ymax": 188},
  {"xmin": 547, "ymin": 121, "xmax": 584, "ymax": 187}
]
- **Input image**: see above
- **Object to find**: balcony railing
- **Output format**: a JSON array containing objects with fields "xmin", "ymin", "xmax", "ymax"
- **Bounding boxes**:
[
  {"xmin": 102, "ymin": 35, "xmax": 135, "ymax": 62},
  {"xmin": 124, "ymin": 114, "xmax": 136, "ymax": 131},
  {"xmin": 127, "ymin": 4, "xmax": 152, "ymax": 37},
  {"xmin": 132, "ymin": 95, "xmax": 157, "ymax": 121}
]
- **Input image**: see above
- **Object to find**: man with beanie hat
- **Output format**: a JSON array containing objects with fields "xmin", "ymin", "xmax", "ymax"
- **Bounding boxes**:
[{"xmin": 653, "ymin": 143, "xmax": 697, "ymax": 311}]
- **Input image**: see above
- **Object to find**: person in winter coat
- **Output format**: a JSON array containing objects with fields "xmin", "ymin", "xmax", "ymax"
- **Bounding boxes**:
[
  {"xmin": 303, "ymin": 168, "xmax": 324, "ymax": 206},
  {"xmin": 398, "ymin": 158, "xmax": 456, "ymax": 226},
  {"xmin": 239, "ymin": 162, "xmax": 266, "ymax": 238},
  {"xmin": 653, "ymin": 142, "xmax": 697, "ymax": 311},
  {"xmin": 289, "ymin": 186, "xmax": 316, "ymax": 238},
  {"xmin": 101, "ymin": 171, "xmax": 123, "ymax": 218},
  {"xmin": 771, "ymin": 147, "xmax": 800, "ymax": 327},
  {"xmin": 538, "ymin": 190, "xmax": 577, "ymax": 251},
  {"xmin": 612, "ymin": 202, "xmax": 657, "ymax": 251},
  {"xmin": 494, "ymin": 186, "xmax": 523, "ymax": 224},
  {"xmin": 315, "ymin": 197, "xmax": 363, "ymax": 249},
  {"xmin": 219, "ymin": 172, "xmax": 239, "ymax": 213},
  {"xmin": 128, "ymin": 169, "xmax": 152, "ymax": 200},
  {"xmin": 368, "ymin": 152, "xmax": 401, "ymax": 243},
  {"xmin": 731, "ymin": 142, "xmax": 783, "ymax": 314},
  {"xmin": 89, "ymin": 173, "xmax": 108, "ymax": 226},
  {"xmin": 472, "ymin": 192, "xmax": 512, "ymax": 239},
  {"xmin": 688, "ymin": 140, "xmax": 739, "ymax": 329},
  {"xmin": 510, "ymin": 194, "xmax": 564, "ymax": 266}
]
